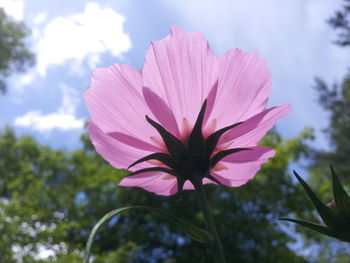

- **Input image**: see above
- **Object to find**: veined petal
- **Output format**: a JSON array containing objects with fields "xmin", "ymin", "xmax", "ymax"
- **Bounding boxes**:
[
  {"xmin": 108, "ymin": 132, "xmax": 161, "ymax": 152},
  {"xmin": 119, "ymin": 173, "xmax": 178, "ymax": 196},
  {"xmin": 183, "ymin": 178, "xmax": 217, "ymax": 190},
  {"xmin": 203, "ymin": 80, "xmax": 218, "ymax": 125},
  {"xmin": 211, "ymin": 49, "xmax": 271, "ymax": 128},
  {"xmin": 142, "ymin": 87, "xmax": 180, "ymax": 137},
  {"xmin": 119, "ymin": 172, "xmax": 161, "ymax": 186},
  {"xmin": 213, "ymin": 146, "xmax": 275, "ymax": 186},
  {"xmin": 143, "ymin": 26, "xmax": 219, "ymax": 127},
  {"xmin": 88, "ymin": 122, "xmax": 153, "ymax": 170},
  {"xmin": 150, "ymin": 180, "xmax": 178, "ymax": 196},
  {"xmin": 84, "ymin": 64, "xmax": 159, "ymax": 148},
  {"xmin": 220, "ymin": 105, "xmax": 291, "ymax": 146}
]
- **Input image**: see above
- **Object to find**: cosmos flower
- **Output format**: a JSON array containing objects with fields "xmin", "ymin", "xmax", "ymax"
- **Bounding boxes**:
[{"xmin": 84, "ymin": 26, "xmax": 290, "ymax": 196}]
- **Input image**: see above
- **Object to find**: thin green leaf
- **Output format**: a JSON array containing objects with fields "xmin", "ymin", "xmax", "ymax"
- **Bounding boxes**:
[
  {"xmin": 280, "ymin": 218, "xmax": 338, "ymax": 239},
  {"xmin": 206, "ymin": 174, "xmax": 224, "ymax": 186},
  {"xmin": 210, "ymin": 148, "xmax": 251, "ymax": 167},
  {"xmin": 206, "ymin": 122, "xmax": 244, "ymax": 157},
  {"xmin": 84, "ymin": 206, "xmax": 212, "ymax": 263},
  {"xmin": 331, "ymin": 165, "xmax": 350, "ymax": 221},
  {"xmin": 127, "ymin": 167, "xmax": 177, "ymax": 177},
  {"xmin": 128, "ymin": 152, "xmax": 176, "ymax": 170},
  {"xmin": 293, "ymin": 171, "xmax": 343, "ymax": 229}
]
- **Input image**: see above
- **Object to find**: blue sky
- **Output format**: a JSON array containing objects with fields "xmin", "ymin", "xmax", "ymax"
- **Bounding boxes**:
[{"xmin": 0, "ymin": 0, "xmax": 349, "ymax": 150}]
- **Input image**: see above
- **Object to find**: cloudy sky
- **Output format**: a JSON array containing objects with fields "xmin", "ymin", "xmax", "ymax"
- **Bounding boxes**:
[{"xmin": 0, "ymin": 0, "xmax": 349, "ymax": 150}]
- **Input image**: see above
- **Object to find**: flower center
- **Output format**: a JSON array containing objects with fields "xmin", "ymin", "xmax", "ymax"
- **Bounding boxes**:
[{"xmin": 127, "ymin": 99, "xmax": 250, "ymax": 192}]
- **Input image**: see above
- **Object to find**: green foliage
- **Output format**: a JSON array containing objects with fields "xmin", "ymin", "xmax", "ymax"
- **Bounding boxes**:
[
  {"xmin": 0, "ymin": 126, "xmax": 312, "ymax": 262},
  {"xmin": 281, "ymin": 168, "xmax": 350, "ymax": 242},
  {"xmin": 0, "ymin": 8, "xmax": 34, "ymax": 93},
  {"xmin": 328, "ymin": 0, "xmax": 350, "ymax": 46},
  {"xmin": 304, "ymin": 0, "xmax": 350, "ymax": 261},
  {"xmin": 311, "ymin": 75, "xmax": 350, "ymax": 188},
  {"xmin": 310, "ymin": 0, "xmax": 350, "ymax": 189}
]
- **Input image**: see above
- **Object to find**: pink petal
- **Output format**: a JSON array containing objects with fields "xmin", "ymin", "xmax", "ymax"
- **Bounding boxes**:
[
  {"xmin": 213, "ymin": 146, "xmax": 275, "ymax": 187},
  {"xmin": 107, "ymin": 132, "xmax": 161, "ymax": 152},
  {"xmin": 119, "ymin": 172, "xmax": 161, "ymax": 186},
  {"xmin": 210, "ymin": 49, "xmax": 272, "ymax": 128},
  {"xmin": 88, "ymin": 121, "xmax": 152, "ymax": 170},
  {"xmin": 183, "ymin": 178, "xmax": 217, "ymax": 190},
  {"xmin": 142, "ymin": 87, "xmax": 180, "ymax": 136},
  {"xmin": 119, "ymin": 173, "xmax": 178, "ymax": 196},
  {"xmin": 220, "ymin": 104, "xmax": 291, "ymax": 146},
  {"xmin": 155, "ymin": 182, "xmax": 178, "ymax": 196},
  {"xmin": 142, "ymin": 26, "xmax": 219, "ymax": 128},
  {"xmin": 203, "ymin": 80, "xmax": 218, "ymax": 125},
  {"xmin": 84, "ymin": 64, "xmax": 158, "ymax": 148}
]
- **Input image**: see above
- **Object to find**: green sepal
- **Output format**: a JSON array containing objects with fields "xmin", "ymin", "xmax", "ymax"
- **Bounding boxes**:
[
  {"xmin": 210, "ymin": 148, "xmax": 251, "ymax": 167},
  {"xmin": 176, "ymin": 177, "xmax": 186, "ymax": 201},
  {"xmin": 84, "ymin": 206, "xmax": 212, "ymax": 263},
  {"xmin": 188, "ymin": 100, "xmax": 207, "ymax": 156},
  {"xmin": 206, "ymin": 122, "xmax": 244, "ymax": 157},
  {"xmin": 206, "ymin": 174, "xmax": 223, "ymax": 186},
  {"xmin": 293, "ymin": 171, "xmax": 344, "ymax": 230},
  {"xmin": 279, "ymin": 218, "xmax": 338, "ymax": 239},
  {"xmin": 128, "ymin": 167, "xmax": 176, "ymax": 177},
  {"xmin": 331, "ymin": 165, "xmax": 350, "ymax": 222},
  {"xmin": 146, "ymin": 115, "xmax": 187, "ymax": 161},
  {"xmin": 128, "ymin": 152, "xmax": 176, "ymax": 170}
]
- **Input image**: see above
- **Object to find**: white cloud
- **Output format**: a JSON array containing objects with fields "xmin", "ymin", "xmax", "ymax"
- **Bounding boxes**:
[
  {"xmin": 0, "ymin": 0, "xmax": 24, "ymax": 20},
  {"xmin": 14, "ymin": 85, "xmax": 84, "ymax": 132},
  {"xmin": 19, "ymin": 71, "xmax": 36, "ymax": 85},
  {"xmin": 36, "ymin": 2, "xmax": 131, "ymax": 76},
  {"xmin": 33, "ymin": 12, "xmax": 47, "ymax": 25}
]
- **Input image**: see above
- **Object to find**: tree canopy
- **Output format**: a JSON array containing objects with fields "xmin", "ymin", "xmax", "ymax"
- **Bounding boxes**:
[
  {"xmin": 304, "ymin": 0, "xmax": 350, "ymax": 261},
  {"xmin": 0, "ymin": 8, "xmax": 34, "ymax": 94},
  {"xmin": 0, "ymin": 126, "xmax": 313, "ymax": 262}
]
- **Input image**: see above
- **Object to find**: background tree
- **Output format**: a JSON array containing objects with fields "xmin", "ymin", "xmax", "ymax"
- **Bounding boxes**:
[
  {"xmin": 0, "ymin": 8, "xmax": 34, "ymax": 94},
  {"xmin": 0, "ymin": 126, "xmax": 313, "ymax": 262},
  {"xmin": 304, "ymin": 0, "xmax": 350, "ymax": 261},
  {"xmin": 329, "ymin": 0, "xmax": 350, "ymax": 47},
  {"xmin": 309, "ymin": 0, "xmax": 350, "ymax": 205}
]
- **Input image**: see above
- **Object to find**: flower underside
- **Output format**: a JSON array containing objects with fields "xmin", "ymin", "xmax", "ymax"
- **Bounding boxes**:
[{"xmin": 127, "ymin": 99, "xmax": 251, "ymax": 193}]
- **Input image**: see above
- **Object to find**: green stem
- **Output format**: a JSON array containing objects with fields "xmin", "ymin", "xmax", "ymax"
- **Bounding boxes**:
[{"xmin": 194, "ymin": 179, "xmax": 227, "ymax": 263}]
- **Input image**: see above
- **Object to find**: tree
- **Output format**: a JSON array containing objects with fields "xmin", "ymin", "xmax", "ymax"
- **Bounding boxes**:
[
  {"xmin": 0, "ymin": 8, "xmax": 34, "ymax": 94},
  {"xmin": 304, "ymin": 0, "xmax": 350, "ymax": 261},
  {"xmin": 0, "ymin": 126, "xmax": 313, "ymax": 262},
  {"xmin": 309, "ymin": 0, "xmax": 350, "ymax": 200},
  {"xmin": 329, "ymin": 0, "xmax": 350, "ymax": 47}
]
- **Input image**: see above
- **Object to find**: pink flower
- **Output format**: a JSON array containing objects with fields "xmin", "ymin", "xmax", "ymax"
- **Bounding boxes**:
[{"xmin": 84, "ymin": 26, "xmax": 290, "ymax": 196}]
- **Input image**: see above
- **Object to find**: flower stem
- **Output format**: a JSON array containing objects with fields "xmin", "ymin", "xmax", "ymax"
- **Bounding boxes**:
[{"xmin": 194, "ymin": 180, "xmax": 227, "ymax": 263}]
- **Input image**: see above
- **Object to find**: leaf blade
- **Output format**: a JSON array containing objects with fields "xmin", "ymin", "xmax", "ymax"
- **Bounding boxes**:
[
  {"xmin": 84, "ymin": 206, "xmax": 212, "ymax": 263},
  {"xmin": 280, "ymin": 218, "xmax": 338, "ymax": 239},
  {"xmin": 331, "ymin": 165, "xmax": 350, "ymax": 221},
  {"xmin": 293, "ymin": 170, "xmax": 343, "ymax": 229}
]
